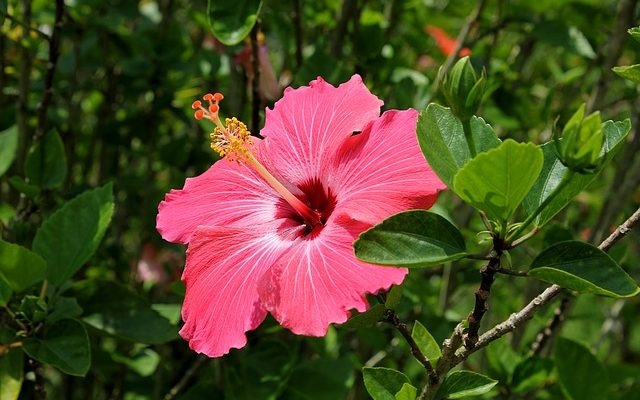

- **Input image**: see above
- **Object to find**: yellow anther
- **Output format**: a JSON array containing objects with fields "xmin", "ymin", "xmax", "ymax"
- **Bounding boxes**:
[{"xmin": 210, "ymin": 117, "xmax": 254, "ymax": 162}]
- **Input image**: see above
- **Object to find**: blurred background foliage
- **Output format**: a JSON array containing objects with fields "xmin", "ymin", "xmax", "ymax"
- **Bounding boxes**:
[{"xmin": 1, "ymin": 0, "xmax": 640, "ymax": 399}]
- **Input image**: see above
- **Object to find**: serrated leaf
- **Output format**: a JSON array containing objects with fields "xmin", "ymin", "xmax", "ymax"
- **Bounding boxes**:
[
  {"xmin": 33, "ymin": 184, "xmax": 114, "ymax": 286},
  {"xmin": 453, "ymin": 139, "xmax": 543, "ymax": 221},
  {"xmin": 411, "ymin": 321, "xmax": 440, "ymax": 365},
  {"xmin": 395, "ymin": 383, "xmax": 417, "ymax": 400},
  {"xmin": 25, "ymin": 131, "xmax": 67, "ymax": 189},
  {"xmin": 554, "ymin": 338, "xmax": 609, "ymax": 400},
  {"xmin": 355, "ymin": 210, "xmax": 467, "ymax": 268},
  {"xmin": 0, "ymin": 125, "xmax": 18, "ymax": 177},
  {"xmin": 529, "ymin": 241, "xmax": 639, "ymax": 297},
  {"xmin": 416, "ymin": 104, "xmax": 501, "ymax": 187},
  {"xmin": 0, "ymin": 347, "xmax": 23, "ymax": 400},
  {"xmin": 22, "ymin": 319, "xmax": 90, "ymax": 376},
  {"xmin": 207, "ymin": 0, "xmax": 262, "ymax": 45},
  {"xmin": 613, "ymin": 65, "xmax": 640, "ymax": 83},
  {"xmin": 0, "ymin": 240, "xmax": 47, "ymax": 292},
  {"xmin": 363, "ymin": 367, "xmax": 411, "ymax": 400},
  {"xmin": 78, "ymin": 280, "xmax": 177, "ymax": 344},
  {"xmin": 436, "ymin": 370, "xmax": 498, "ymax": 399}
]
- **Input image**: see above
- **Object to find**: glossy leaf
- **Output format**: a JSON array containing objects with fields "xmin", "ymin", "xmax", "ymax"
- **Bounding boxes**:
[
  {"xmin": 0, "ymin": 347, "xmax": 23, "ymax": 400},
  {"xmin": 416, "ymin": 104, "xmax": 501, "ymax": 187},
  {"xmin": 25, "ymin": 131, "xmax": 67, "ymax": 189},
  {"xmin": 363, "ymin": 367, "xmax": 411, "ymax": 400},
  {"xmin": 355, "ymin": 210, "xmax": 467, "ymax": 268},
  {"xmin": 0, "ymin": 125, "xmax": 17, "ymax": 177},
  {"xmin": 395, "ymin": 383, "xmax": 417, "ymax": 400},
  {"xmin": 411, "ymin": 321, "xmax": 441, "ymax": 365},
  {"xmin": 0, "ymin": 239, "xmax": 47, "ymax": 292},
  {"xmin": 79, "ymin": 280, "xmax": 177, "ymax": 344},
  {"xmin": 22, "ymin": 319, "xmax": 90, "ymax": 376},
  {"xmin": 554, "ymin": 338, "xmax": 609, "ymax": 400},
  {"xmin": 453, "ymin": 139, "xmax": 543, "ymax": 221},
  {"xmin": 613, "ymin": 65, "xmax": 640, "ymax": 83},
  {"xmin": 33, "ymin": 184, "xmax": 114, "ymax": 286},
  {"xmin": 207, "ymin": 0, "xmax": 262, "ymax": 45},
  {"xmin": 435, "ymin": 370, "xmax": 498, "ymax": 399},
  {"xmin": 529, "ymin": 241, "xmax": 640, "ymax": 297}
]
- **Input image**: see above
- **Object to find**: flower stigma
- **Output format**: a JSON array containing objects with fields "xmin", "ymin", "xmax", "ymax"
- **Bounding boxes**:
[{"xmin": 192, "ymin": 92, "xmax": 322, "ymax": 229}]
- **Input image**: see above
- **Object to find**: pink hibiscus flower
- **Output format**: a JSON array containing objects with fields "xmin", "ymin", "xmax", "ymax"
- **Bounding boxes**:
[{"xmin": 156, "ymin": 75, "xmax": 445, "ymax": 357}]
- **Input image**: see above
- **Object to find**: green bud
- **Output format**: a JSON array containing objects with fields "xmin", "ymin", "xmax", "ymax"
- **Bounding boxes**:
[
  {"xmin": 555, "ymin": 104, "xmax": 604, "ymax": 174},
  {"xmin": 440, "ymin": 56, "xmax": 486, "ymax": 120},
  {"xmin": 17, "ymin": 295, "xmax": 48, "ymax": 323}
]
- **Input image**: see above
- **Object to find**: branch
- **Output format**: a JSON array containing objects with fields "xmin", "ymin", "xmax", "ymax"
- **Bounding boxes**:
[
  {"xmin": 383, "ymin": 308, "xmax": 438, "ymax": 384},
  {"xmin": 34, "ymin": 0, "xmax": 64, "ymax": 142},
  {"xmin": 464, "ymin": 249, "xmax": 501, "ymax": 348},
  {"xmin": 529, "ymin": 296, "xmax": 572, "ymax": 356},
  {"xmin": 432, "ymin": 0, "xmax": 487, "ymax": 94},
  {"xmin": 453, "ymin": 204, "xmax": 640, "ymax": 363}
]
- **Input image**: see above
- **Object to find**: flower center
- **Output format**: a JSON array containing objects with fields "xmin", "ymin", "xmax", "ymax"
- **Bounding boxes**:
[{"xmin": 192, "ymin": 92, "xmax": 323, "ymax": 228}]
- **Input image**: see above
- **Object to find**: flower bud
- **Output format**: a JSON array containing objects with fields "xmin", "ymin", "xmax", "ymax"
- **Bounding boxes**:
[
  {"xmin": 555, "ymin": 104, "xmax": 604, "ymax": 174},
  {"xmin": 440, "ymin": 56, "xmax": 486, "ymax": 120}
]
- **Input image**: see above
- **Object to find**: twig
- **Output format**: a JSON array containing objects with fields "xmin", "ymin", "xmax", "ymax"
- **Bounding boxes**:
[
  {"xmin": 530, "ymin": 296, "xmax": 572, "ymax": 356},
  {"xmin": 163, "ymin": 355, "xmax": 208, "ymax": 400},
  {"xmin": 586, "ymin": 0, "xmax": 639, "ymax": 113},
  {"xmin": 383, "ymin": 308, "xmax": 438, "ymax": 385},
  {"xmin": 34, "ymin": 0, "xmax": 64, "ymax": 142},
  {"xmin": 452, "ymin": 204, "xmax": 640, "ymax": 364},
  {"xmin": 249, "ymin": 22, "xmax": 261, "ymax": 135},
  {"xmin": 497, "ymin": 268, "xmax": 528, "ymax": 277}
]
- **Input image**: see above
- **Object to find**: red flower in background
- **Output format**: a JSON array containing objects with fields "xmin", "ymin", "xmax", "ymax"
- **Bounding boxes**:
[{"xmin": 426, "ymin": 25, "xmax": 471, "ymax": 57}]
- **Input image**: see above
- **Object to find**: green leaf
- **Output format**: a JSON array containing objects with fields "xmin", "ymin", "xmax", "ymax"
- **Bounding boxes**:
[
  {"xmin": 613, "ymin": 65, "xmax": 640, "ymax": 83},
  {"xmin": 355, "ymin": 210, "xmax": 467, "ymax": 268},
  {"xmin": 111, "ymin": 348, "xmax": 160, "ymax": 377},
  {"xmin": 207, "ymin": 0, "xmax": 262, "ymax": 45},
  {"xmin": 0, "ymin": 275, "xmax": 11, "ymax": 306},
  {"xmin": 0, "ymin": 125, "xmax": 18, "ymax": 177},
  {"xmin": 8, "ymin": 176, "xmax": 40, "ymax": 199},
  {"xmin": 601, "ymin": 119, "xmax": 632, "ymax": 157},
  {"xmin": 33, "ymin": 184, "xmax": 114, "ymax": 286},
  {"xmin": 416, "ymin": 104, "xmax": 500, "ymax": 187},
  {"xmin": 629, "ymin": 27, "xmax": 640, "ymax": 43},
  {"xmin": 0, "ymin": 347, "xmax": 23, "ymax": 400},
  {"xmin": 395, "ymin": 383, "xmax": 418, "ymax": 400},
  {"xmin": 511, "ymin": 356, "xmax": 555, "ymax": 394},
  {"xmin": 363, "ymin": 367, "xmax": 411, "ymax": 400},
  {"xmin": 78, "ymin": 280, "xmax": 177, "ymax": 344},
  {"xmin": 46, "ymin": 296, "xmax": 83, "ymax": 324},
  {"xmin": 0, "ymin": 240, "xmax": 47, "ymax": 292},
  {"xmin": 411, "ymin": 321, "xmax": 441, "ymax": 365},
  {"xmin": 22, "ymin": 319, "xmax": 90, "ymax": 376},
  {"xmin": 554, "ymin": 338, "xmax": 609, "ymax": 400},
  {"xmin": 25, "ymin": 131, "xmax": 67, "ymax": 189},
  {"xmin": 341, "ymin": 304, "xmax": 385, "ymax": 329},
  {"xmin": 453, "ymin": 139, "xmax": 543, "ymax": 221},
  {"xmin": 385, "ymin": 285, "xmax": 403, "ymax": 309},
  {"xmin": 532, "ymin": 21, "xmax": 595, "ymax": 59},
  {"xmin": 529, "ymin": 241, "xmax": 640, "ymax": 297},
  {"xmin": 435, "ymin": 370, "xmax": 498, "ymax": 399}
]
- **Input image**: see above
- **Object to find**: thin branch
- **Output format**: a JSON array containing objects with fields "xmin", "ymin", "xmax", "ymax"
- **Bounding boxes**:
[
  {"xmin": 530, "ymin": 296, "xmax": 572, "ymax": 356},
  {"xmin": 464, "ymin": 249, "xmax": 501, "ymax": 348},
  {"xmin": 163, "ymin": 356, "xmax": 208, "ymax": 400},
  {"xmin": 452, "ymin": 205, "xmax": 640, "ymax": 363},
  {"xmin": 34, "ymin": 0, "xmax": 64, "ymax": 142},
  {"xmin": 383, "ymin": 308, "xmax": 438, "ymax": 385},
  {"xmin": 432, "ymin": 0, "xmax": 487, "ymax": 94},
  {"xmin": 496, "ymin": 268, "xmax": 528, "ymax": 277}
]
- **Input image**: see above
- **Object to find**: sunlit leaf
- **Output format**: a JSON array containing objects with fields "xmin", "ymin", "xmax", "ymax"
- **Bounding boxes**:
[{"xmin": 0, "ymin": 240, "xmax": 47, "ymax": 292}]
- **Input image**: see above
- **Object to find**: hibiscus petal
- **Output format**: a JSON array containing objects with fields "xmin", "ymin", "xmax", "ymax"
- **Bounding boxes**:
[
  {"xmin": 260, "ymin": 74, "xmax": 383, "ymax": 185},
  {"xmin": 257, "ymin": 219, "xmax": 407, "ymax": 336},
  {"xmin": 331, "ymin": 109, "xmax": 446, "ymax": 225},
  {"xmin": 181, "ymin": 225, "xmax": 296, "ymax": 357},
  {"xmin": 156, "ymin": 152, "xmax": 285, "ymax": 244}
]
